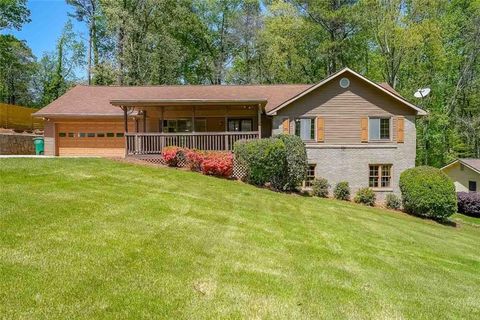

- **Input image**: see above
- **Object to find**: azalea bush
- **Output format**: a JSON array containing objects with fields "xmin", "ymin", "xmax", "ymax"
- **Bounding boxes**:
[
  {"xmin": 200, "ymin": 152, "xmax": 233, "ymax": 177},
  {"xmin": 162, "ymin": 146, "xmax": 185, "ymax": 167},
  {"xmin": 185, "ymin": 149, "xmax": 205, "ymax": 172}
]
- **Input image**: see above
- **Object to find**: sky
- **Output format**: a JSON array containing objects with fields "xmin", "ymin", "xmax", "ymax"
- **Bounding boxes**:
[{"xmin": 4, "ymin": 0, "xmax": 88, "ymax": 78}]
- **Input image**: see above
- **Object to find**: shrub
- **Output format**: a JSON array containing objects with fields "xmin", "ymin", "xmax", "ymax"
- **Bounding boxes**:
[
  {"xmin": 354, "ymin": 187, "xmax": 376, "ymax": 206},
  {"xmin": 457, "ymin": 192, "xmax": 480, "ymax": 218},
  {"xmin": 162, "ymin": 146, "xmax": 186, "ymax": 167},
  {"xmin": 185, "ymin": 149, "xmax": 205, "ymax": 172},
  {"xmin": 234, "ymin": 138, "xmax": 287, "ymax": 189},
  {"xmin": 276, "ymin": 134, "xmax": 308, "ymax": 191},
  {"xmin": 200, "ymin": 152, "xmax": 233, "ymax": 178},
  {"xmin": 385, "ymin": 193, "xmax": 401, "ymax": 210},
  {"xmin": 333, "ymin": 181, "xmax": 350, "ymax": 201},
  {"xmin": 399, "ymin": 166, "xmax": 457, "ymax": 220},
  {"xmin": 312, "ymin": 178, "xmax": 330, "ymax": 197}
]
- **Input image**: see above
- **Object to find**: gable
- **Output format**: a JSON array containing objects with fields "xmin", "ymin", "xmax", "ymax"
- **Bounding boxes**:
[{"xmin": 267, "ymin": 68, "xmax": 426, "ymax": 116}]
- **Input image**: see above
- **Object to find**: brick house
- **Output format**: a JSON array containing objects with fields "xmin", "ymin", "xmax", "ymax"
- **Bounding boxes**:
[{"xmin": 34, "ymin": 68, "xmax": 426, "ymax": 197}]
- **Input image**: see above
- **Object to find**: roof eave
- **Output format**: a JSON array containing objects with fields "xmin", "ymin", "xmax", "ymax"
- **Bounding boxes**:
[{"xmin": 110, "ymin": 98, "xmax": 268, "ymax": 107}]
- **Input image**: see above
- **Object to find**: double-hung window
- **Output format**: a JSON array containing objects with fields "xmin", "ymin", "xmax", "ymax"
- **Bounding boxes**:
[
  {"xmin": 369, "ymin": 164, "xmax": 392, "ymax": 188},
  {"xmin": 369, "ymin": 118, "xmax": 390, "ymax": 140},
  {"xmin": 295, "ymin": 118, "xmax": 315, "ymax": 141}
]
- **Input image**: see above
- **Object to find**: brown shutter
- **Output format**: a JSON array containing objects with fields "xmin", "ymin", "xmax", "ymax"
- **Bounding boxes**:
[
  {"xmin": 397, "ymin": 116, "xmax": 405, "ymax": 143},
  {"xmin": 282, "ymin": 118, "xmax": 290, "ymax": 134},
  {"xmin": 316, "ymin": 117, "xmax": 324, "ymax": 142},
  {"xmin": 361, "ymin": 117, "xmax": 368, "ymax": 142}
]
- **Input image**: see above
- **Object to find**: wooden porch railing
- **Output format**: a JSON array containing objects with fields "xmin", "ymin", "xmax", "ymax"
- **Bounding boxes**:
[{"xmin": 125, "ymin": 131, "xmax": 259, "ymax": 155}]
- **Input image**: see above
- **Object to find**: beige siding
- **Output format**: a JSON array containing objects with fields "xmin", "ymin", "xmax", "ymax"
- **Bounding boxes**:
[
  {"xmin": 443, "ymin": 162, "xmax": 480, "ymax": 192},
  {"xmin": 274, "ymin": 74, "xmax": 416, "ymax": 144}
]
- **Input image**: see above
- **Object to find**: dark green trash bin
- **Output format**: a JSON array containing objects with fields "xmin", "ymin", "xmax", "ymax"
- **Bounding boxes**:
[{"xmin": 33, "ymin": 137, "xmax": 44, "ymax": 155}]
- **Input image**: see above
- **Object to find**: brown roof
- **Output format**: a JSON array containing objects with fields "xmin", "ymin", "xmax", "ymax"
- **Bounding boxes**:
[
  {"xmin": 34, "ymin": 84, "xmax": 312, "ymax": 117},
  {"xmin": 378, "ymin": 82, "xmax": 400, "ymax": 96}
]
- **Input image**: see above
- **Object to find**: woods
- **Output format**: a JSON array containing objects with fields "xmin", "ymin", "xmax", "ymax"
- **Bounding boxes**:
[{"xmin": 0, "ymin": 0, "xmax": 479, "ymax": 167}]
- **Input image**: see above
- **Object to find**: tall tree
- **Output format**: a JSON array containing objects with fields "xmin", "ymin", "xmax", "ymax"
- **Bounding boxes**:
[{"xmin": 0, "ymin": 0, "xmax": 30, "ymax": 31}]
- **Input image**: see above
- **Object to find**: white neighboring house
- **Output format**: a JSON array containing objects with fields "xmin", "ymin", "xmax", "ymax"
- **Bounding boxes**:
[{"xmin": 441, "ymin": 159, "xmax": 480, "ymax": 192}]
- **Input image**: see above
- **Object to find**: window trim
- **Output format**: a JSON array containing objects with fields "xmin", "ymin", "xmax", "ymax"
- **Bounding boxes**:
[
  {"xmin": 294, "ymin": 117, "xmax": 316, "ymax": 142},
  {"xmin": 368, "ymin": 117, "xmax": 392, "ymax": 142},
  {"xmin": 369, "ymin": 164, "xmax": 393, "ymax": 190}
]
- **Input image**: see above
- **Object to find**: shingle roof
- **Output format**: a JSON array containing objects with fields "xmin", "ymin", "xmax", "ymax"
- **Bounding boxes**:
[
  {"xmin": 33, "ymin": 84, "xmax": 313, "ymax": 117},
  {"xmin": 442, "ymin": 158, "xmax": 480, "ymax": 174}
]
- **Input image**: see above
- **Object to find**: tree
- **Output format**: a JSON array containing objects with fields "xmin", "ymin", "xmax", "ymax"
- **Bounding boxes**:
[{"xmin": 0, "ymin": 0, "xmax": 30, "ymax": 31}]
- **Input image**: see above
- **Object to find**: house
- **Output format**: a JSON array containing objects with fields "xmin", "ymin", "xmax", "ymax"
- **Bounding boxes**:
[
  {"xmin": 34, "ymin": 68, "xmax": 426, "ymax": 197},
  {"xmin": 441, "ymin": 159, "xmax": 480, "ymax": 192}
]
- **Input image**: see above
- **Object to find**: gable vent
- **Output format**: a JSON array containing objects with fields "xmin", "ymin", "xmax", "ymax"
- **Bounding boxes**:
[{"xmin": 339, "ymin": 77, "xmax": 350, "ymax": 88}]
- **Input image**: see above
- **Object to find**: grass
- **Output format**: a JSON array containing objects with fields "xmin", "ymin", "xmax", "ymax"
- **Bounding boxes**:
[{"xmin": 1, "ymin": 158, "xmax": 479, "ymax": 319}]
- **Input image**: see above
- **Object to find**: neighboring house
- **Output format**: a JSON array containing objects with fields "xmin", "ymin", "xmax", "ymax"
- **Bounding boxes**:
[
  {"xmin": 441, "ymin": 159, "xmax": 480, "ymax": 192},
  {"xmin": 34, "ymin": 68, "xmax": 426, "ymax": 197}
]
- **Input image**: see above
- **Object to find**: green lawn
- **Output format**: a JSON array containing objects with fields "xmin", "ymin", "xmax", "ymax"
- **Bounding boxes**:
[{"xmin": 1, "ymin": 158, "xmax": 479, "ymax": 319}]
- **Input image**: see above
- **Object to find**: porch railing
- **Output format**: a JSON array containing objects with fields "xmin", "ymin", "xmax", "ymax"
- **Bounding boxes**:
[{"xmin": 125, "ymin": 131, "xmax": 259, "ymax": 155}]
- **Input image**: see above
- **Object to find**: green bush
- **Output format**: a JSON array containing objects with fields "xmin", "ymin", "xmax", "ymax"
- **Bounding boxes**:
[
  {"xmin": 385, "ymin": 193, "xmax": 401, "ymax": 210},
  {"xmin": 334, "ymin": 181, "xmax": 350, "ymax": 201},
  {"xmin": 354, "ymin": 187, "xmax": 376, "ymax": 206},
  {"xmin": 234, "ymin": 138, "xmax": 287, "ymax": 189},
  {"xmin": 312, "ymin": 178, "xmax": 330, "ymax": 197},
  {"xmin": 276, "ymin": 134, "xmax": 308, "ymax": 190},
  {"xmin": 234, "ymin": 135, "xmax": 308, "ymax": 191},
  {"xmin": 399, "ymin": 166, "xmax": 457, "ymax": 219}
]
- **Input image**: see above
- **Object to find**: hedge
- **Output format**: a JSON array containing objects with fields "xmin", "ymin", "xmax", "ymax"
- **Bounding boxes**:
[
  {"xmin": 457, "ymin": 192, "xmax": 480, "ymax": 217},
  {"xmin": 234, "ymin": 135, "xmax": 308, "ymax": 191},
  {"xmin": 399, "ymin": 166, "xmax": 457, "ymax": 219},
  {"xmin": 234, "ymin": 138, "xmax": 287, "ymax": 189}
]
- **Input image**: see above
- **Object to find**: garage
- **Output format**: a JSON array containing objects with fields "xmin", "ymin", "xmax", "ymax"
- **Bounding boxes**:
[{"xmin": 55, "ymin": 121, "xmax": 128, "ymax": 157}]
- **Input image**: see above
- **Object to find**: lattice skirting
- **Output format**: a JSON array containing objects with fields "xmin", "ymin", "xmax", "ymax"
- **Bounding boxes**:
[{"xmin": 131, "ymin": 154, "xmax": 248, "ymax": 180}]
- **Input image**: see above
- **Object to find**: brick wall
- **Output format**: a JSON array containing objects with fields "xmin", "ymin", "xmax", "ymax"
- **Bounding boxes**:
[{"xmin": 0, "ymin": 133, "xmax": 40, "ymax": 155}]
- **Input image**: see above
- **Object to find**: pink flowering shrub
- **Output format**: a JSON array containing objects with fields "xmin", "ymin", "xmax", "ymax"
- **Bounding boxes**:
[
  {"xmin": 200, "ymin": 152, "xmax": 233, "ymax": 177},
  {"xmin": 162, "ymin": 146, "xmax": 185, "ymax": 167},
  {"xmin": 185, "ymin": 149, "xmax": 205, "ymax": 172}
]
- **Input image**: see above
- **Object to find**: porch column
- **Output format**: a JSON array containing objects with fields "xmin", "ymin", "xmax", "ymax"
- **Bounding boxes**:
[
  {"xmin": 123, "ymin": 106, "xmax": 128, "ymax": 133},
  {"xmin": 257, "ymin": 104, "xmax": 262, "ymax": 138},
  {"xmin": 143, "ymin": 110, "xmax": 147, "ymax": 132}
]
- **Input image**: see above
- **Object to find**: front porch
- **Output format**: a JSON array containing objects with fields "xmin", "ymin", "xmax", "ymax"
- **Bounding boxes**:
[{"xmin": 112, "ymin": 99, "xmax": 268, "ymax": 156}]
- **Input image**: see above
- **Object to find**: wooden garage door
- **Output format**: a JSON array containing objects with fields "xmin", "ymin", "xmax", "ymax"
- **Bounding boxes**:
[{"xmin": 56, "ymin": 122, "xmax": 126, "ymax": 157}]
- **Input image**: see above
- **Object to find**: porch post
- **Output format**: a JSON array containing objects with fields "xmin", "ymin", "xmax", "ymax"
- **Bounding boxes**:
[
  {"xmin": 123, "ymin": 106, "xmax": 128, "ymax": 133},
  {"xmin": 257, "ymin": 104, "xmax": 262, "ymax": 139},
  {"xmin": 143, "ymin": 110, "xmax": 147, "ymax": 132}
]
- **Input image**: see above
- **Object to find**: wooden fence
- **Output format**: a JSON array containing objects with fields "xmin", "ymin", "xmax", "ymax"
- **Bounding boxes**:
[{"xmin": 0, "ymin": 103, "xmax": 43, "ymax": 130}]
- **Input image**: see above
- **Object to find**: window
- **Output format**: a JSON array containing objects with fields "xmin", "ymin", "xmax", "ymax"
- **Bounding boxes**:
[
  {"xmin": 79, "ymin": 133, "xmax": 87, "ymax": 138},
  {"xmin": 469, "ymin": 181, "xmax": 477, "ymax": 192},
  {"xmin": 116, "ymin": 133, "xmax": 124, "ymax": 138},
  {"xmin": 97, "ymin": 133, "xmax": 105, "ymax": 138},
  {"xmin": 369, "ymin": 118, "xmax": 390, "ymax": 140},
  {"xmin": 68, "ymin": 133, "xmax": 74, "ymax": 138},
  {"xmin": 87, "ymin": 133, "xmax": 95, "ymax": 138},
  {"xmin": 162, "ymin": 119, "xmax": 192, "ymax": 133},
  {"xmin": 228, "ymin": 119, "xmax": 253, "ymax": 132},
  {"xmin": 106, "ymin": 133, "xmax": 115, "ymax": 137},
  {"xmin": 58, "ymin": 132, "xmax": 66, "ymax": 137},
  {"xmin": 295, "ymin": 118, "xmax": 315, "ymax": 141},
  {"xmin": 369, "ymin": 164, "xmax": 392, "ymax": 188},
  {"xmin": 303, "ymin": 164, "xmax": 316, "ymax": 188}
]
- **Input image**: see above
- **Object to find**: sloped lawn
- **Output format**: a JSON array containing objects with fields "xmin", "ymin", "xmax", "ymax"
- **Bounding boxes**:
[{"xmin": 1, "ymin": 158, "xmax": 479, "ymax": 319}]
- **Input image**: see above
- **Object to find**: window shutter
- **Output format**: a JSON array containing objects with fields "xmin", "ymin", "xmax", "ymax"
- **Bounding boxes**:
[
  {"xmin": 316, "ymin": 117, "xmax": 324, "ymax": 142},
  {"xmin": 397, "ymin": 117, "xmax": 404, "ymax": 143},
  {"xmin": 282, "ymin": 118, "xmax": 290, "ymax": 134},
  {"xmin": 361, "ymin": 117, "xmax": 368, "ymax": 142}
]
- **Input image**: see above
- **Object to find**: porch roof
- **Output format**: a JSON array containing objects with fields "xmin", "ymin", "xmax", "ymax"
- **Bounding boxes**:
[{"xmin": 110, "ymin": 98, "xmax": 268, "ymax": 107}]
